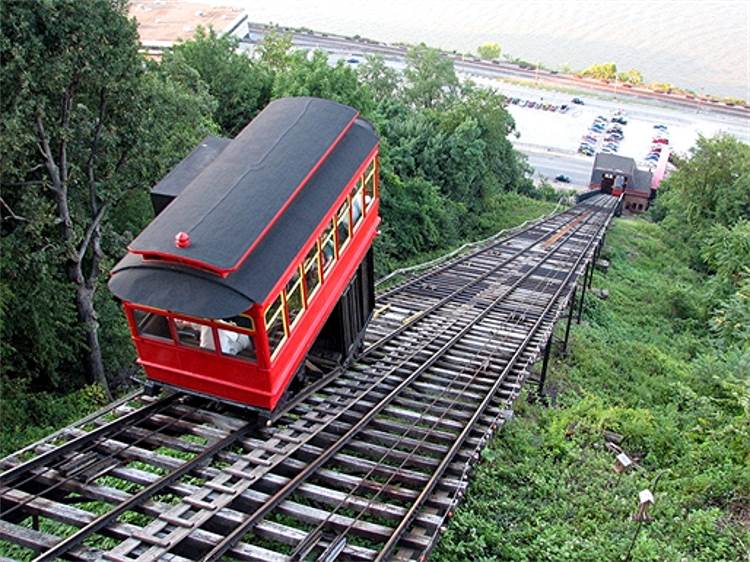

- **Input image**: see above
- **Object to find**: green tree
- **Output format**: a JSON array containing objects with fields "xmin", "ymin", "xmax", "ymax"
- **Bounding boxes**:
[
  {"xmin": 0, "ymin": 0, "xmax": 216, "ymax": 395},
  {"xmin": 657, "ymin": 134, "xmax": 750, "ymax": 255},
  {"xmin": 477, "ymin": 42, "xmax": 502, "ymax": 60},
  {"xmin": 655, "ymin": 134, "xmax": 750, "ymax": 350},
  {"xmin": 257, "ymin": 29, "xmax": 294, "ymax": 71},
  {"xmin": 701, "ymin": 220, "xmax": 750, "ymax": 286},
  {"xmin": 579, "ymin": 62, "xmax": 618, "ymax": 81},
  {"xmin": 617, "ymin": 68, "xmax": 644, "ymax": 85},
  {"xmin": 357, "ymin": 55, "xmax": 399, "ymax": 100},
  {"xmin": 0, "ymin": 0, "xmax": 147, "ymax": 397},
  {"xmin": 169, "ymin": 26, "xmax": 272, "ymax": 136},
  {"xmin": 403, "ymin": 43, "xmax": 458, "ymax": 108},
  {"xmin": 272, "ymin": 50, "xmax": 374, "ymax": 114}
]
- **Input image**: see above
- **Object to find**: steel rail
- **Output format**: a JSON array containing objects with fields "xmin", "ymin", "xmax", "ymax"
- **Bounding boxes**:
[
  {"xmin": 201, "ymin": 207, "xmax": 601, "ymax": 561},
  {"xmin": 281, "ymin": 203, "xmax": 613, "ymax": 558},
  {"xmin": 288, "ymin": 205, "xmax": 606, "ymax": 559},
  {"xmin": 0, "ymin": 195, "xmax": 619, "ymax": 562},
  {"xmin": 361, "ymin": 208, "xmax": 587, "ymax": 355},
  {"xmin": 324, "ymin": 200, "xmax": 612, "ymax": 562},
  {"xmin": 32, "ymin": 422, "xmax": 256, "ymax": 562},
  {"xmin": 375, "ymin": 204, "xmax": 586, "ymax": 300},
  {"xmin": 111, "ymin": 291, "xmax": 493, "ymax": 561},
  {"xmin": 271, "ymin": 206, "xmax": 587, "ymax": 423},
  {"xmin": 0, "ymin": 394, "xmax": 203, "ymax": 522},
  {"xmin": 0, "ymin": 392, "xmax": 181, "ymax": 487},
  {"xmin": 374, "ymin": 200, "xmax": 614, "ymax": 561}
]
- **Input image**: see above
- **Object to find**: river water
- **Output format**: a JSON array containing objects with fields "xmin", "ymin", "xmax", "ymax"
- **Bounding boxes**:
[{"xmin": 212, "ymin": 0, "xmax": 749, "ymax": 100}]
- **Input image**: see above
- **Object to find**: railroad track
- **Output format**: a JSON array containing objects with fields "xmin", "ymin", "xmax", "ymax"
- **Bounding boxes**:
[{"xmin": 0, "ymin": 193, "xmax": 620, "ymax": 561}]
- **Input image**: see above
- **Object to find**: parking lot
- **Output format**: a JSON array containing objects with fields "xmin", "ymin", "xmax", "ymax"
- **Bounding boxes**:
[{"xmin": 488, "ymin": 78, "xmax": 748, "ymax": 175}]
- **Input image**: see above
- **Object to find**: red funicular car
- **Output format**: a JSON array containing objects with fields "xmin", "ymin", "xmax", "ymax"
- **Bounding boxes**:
[{"xmin": 109, "ymin": 97, "xmax": 380, "ymax": 411}]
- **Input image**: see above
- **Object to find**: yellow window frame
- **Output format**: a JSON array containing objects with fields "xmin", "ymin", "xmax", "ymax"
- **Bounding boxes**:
[
  {"xmin": 284, "ymin": 266, "xmax": 305, "ymax": 329},
  {"xmin": 364, "ymin": 157, "xmax": 376, "ymax": 209},
  {"xmin": 351, "ymin": 184, "xmax": 365, "ymax": 229},
  {"xmin": 321, "ymin": 219, "xmax": 337, "ymax": 274},
  {"xmin": 336, "ymin": 199, "xmax": 351, "ymax": 252},
  {"xmin": 303, "ymin": 240, "xmax": 322, "ymax": 303},
  {"xmin": 265, "ymin": 294, "xmax": 288, "ymax": 359}
]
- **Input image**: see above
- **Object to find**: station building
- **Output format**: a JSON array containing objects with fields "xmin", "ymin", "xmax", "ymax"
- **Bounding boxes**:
[{"xmin": 589, "ymin": 153, "xmax": 655, "ymax": 213}]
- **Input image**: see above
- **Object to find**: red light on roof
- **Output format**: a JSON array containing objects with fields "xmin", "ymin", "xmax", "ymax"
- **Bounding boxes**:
[{"xmin": 175, "ymin": 231, "xmax": 191, "ymax": 248}]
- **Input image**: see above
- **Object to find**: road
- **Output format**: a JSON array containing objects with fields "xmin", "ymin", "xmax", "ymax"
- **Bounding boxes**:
[
  {"xmin": 242, "ymin": 22, "xmax": 750, "ymax": 120},
  {"xmin": 239, "ymin": 22, "xmax": 749, "ymax": 192},
  {"xmin": 520, "ymin": 148, "xmax": 593, "ymax": 190}
]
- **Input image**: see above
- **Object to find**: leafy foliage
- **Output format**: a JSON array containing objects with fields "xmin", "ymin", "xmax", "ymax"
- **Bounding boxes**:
[
  {"xmin": 477, "ymin": 42, "xmax": 502, "ymax": 60},
  {"xmin": 579, "ymin": 62, "xmax": 618, "ymax": 81},
  {"xmin": 402, "ymin": 43, "xmax": 459, "ymax": 108},
  {"xmin": 435, "ymin": 220, "xmax": 750, "ymax": 561},
  {"xmin": 357, "ymin": 55, "xmax": 400, "ymax": 101},
  {"xmin": 256, "ymin": 29, "xmax": 294, "ymax": 71},
  {"xmin": 1, "ymin": 8, "xmax": 553, "ymax": 450},
  {"xmin": 272, "ymin": 50, "xmax": 374, "ymax": 114},
  {"xmin": 653, "ymin": 134, "xmax": 750, "ymax": 351},
  {"xmin": 1, "ymin": 1, "xmax": 217, "ymax": 395},
  {"xmin": 656, "ymin": 134, "xmax": 750, "ymax": 261},
  {"xmin": 617, "ymin": 68, "xmax": 644, "ymax": 85},
  {"xmin": 168, "ymin": 27, "xmax": 272, "ymax": 135}
]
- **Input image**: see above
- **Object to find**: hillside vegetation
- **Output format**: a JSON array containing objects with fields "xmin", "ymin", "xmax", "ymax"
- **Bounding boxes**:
[
  {"xmin": 0, "ymin": 1, "xmax": 554, "ymax": 453},
  {"xmin": 436, "ymin": 136, "xmax": 750, "ymax": 561},
  {"xmin": 1, "ymin": 4, "xmax": 747, "ymax": 560}
]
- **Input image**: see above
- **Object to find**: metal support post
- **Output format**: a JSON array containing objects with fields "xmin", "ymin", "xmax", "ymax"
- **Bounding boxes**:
[
  {"xmin": 588, "ymin": 255, "xmax": 595, "ymax": 288},
  {"xmin": 561, "ymin": 285, "xmax": 577, "ymax": 354},
  {"xmin": 537, "ymin": 338, "xmax": 552, "ymax": 397},
  {"xmin": 577, "ymin": 263, "xmax": 589, "ymax": 323}
]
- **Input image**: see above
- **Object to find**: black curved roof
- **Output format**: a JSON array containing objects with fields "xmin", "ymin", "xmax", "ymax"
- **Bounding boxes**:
[
  {"xmin": 109, "ymin": 98, "xmax": 378, "ymax": 319},
  {"xmin": 128, "ymin": 97, "xmax": 359, "ymax": 274}
]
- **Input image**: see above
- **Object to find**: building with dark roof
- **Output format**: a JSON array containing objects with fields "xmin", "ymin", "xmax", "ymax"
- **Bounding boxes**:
[{"xmin": 590, "ymin": 153, "xmax": 654, "ymax": 213}]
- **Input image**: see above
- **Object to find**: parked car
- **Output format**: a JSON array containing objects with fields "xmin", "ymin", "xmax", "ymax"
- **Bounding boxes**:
[
  {"xmin": 572, "ymin": 97, "xmax": 585, "ymax": 105},
  {"xmin": 579, "ymin": 145, "xmax": 595, "ymax": 156},
  {"xmin": 652, "ymin": 138, "xmax": 669, "ymax": 144},
  {"xmin": 510, "ymin": 97, "xmax": 521, "ymax": 105},
  {"xmin": 555, "ymin": 174, "xmax": 571, "ymax": 183},
  {"xmin": 654, "ymin": 124, "xmax": 668, "ymax": 130},
  {"xmin": 611, "ymin": 116, "xmax": 628, "ymax": 125},
  {"xmin": 346, "ymin": 58, "xmax": 360, "ymax": 64}
]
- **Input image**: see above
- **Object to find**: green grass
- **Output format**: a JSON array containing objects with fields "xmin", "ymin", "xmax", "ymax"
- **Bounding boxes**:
[
  {"xmin": 434, "ymin": 218, "xmax": 750, "ymax": 561},
  {"xmin": 0, "ymin": 381, "xmax": 108, "ymax": 458}
]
